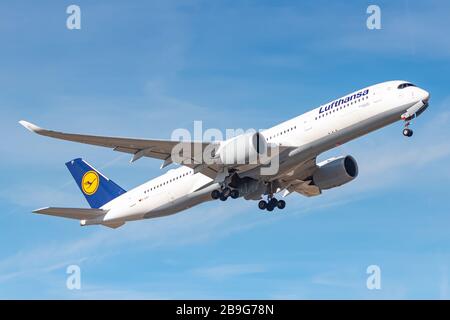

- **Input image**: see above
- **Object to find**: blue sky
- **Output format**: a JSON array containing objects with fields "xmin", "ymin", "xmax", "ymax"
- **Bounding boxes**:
[{"xmin": 1, "ymin": 0, "xmax": 450, "ymax": 299}]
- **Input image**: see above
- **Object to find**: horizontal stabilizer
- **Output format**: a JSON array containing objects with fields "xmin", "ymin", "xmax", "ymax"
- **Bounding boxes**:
[{"xmin": 33, "ymin": 207, "xmax": 107, "ymax": 220}]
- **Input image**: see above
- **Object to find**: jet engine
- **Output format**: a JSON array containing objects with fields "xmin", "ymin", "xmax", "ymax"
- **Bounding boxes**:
[{"xmin": 313, "ymin": 156, "xmax": 358, "ymax": 190}]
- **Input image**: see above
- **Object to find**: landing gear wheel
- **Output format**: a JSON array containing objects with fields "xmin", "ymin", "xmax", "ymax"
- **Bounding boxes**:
[
  {"xmin": 402, "ymin": 128, "xmax": 413, "ymax": 137},
  {"xmin": 269, "ymin": 198, "xmax": 278, "ymax": 207},
  {"xmin": 277, "ymin": 200, "xmax": 286, "ymax": 209},
  {"xmin": 258, "ymin": 200, "xmax": 267, "ymax": 210},
  {"xmin": 230, "ymin": 189, "xmax": 239, "ymax": 199},
  {"xmin": 266, "ymin": 204, "xmax": 275, "ymax": 212},
  {"xmin": 219, "ymin": 194, "xmax": 228, "ymax": 201},
  {"xmin": 222, "ymin": 187, "xmax": 231, "ymax": 198},
  {"xmin": 211, "ymin": 190, "xmax": 221, "ymax": 200}
]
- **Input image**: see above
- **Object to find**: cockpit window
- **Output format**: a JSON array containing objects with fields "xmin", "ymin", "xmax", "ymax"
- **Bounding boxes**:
[{"xmin": 398, "ymin": 83, "xmax": 416, "ymax": 89}]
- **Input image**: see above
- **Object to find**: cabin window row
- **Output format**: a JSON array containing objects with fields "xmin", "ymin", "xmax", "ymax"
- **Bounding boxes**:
[
  {"xmin": 266, "ymin": 126, "xmax": 297, "ymax": 141},
  {"xmin": 143, "ymin": 171, "xmax": 193, "ymax": 193}
]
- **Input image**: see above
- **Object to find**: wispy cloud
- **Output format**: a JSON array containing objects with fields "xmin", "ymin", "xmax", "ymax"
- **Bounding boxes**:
[{"xmin": 193, "ymin": 263, "xmax": 266, "ymax": 280}]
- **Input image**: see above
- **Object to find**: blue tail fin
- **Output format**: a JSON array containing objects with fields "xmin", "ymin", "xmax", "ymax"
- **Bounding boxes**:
[{"xmin": 65, "ymin": 158, "xmax": 126, "ymax": 208}]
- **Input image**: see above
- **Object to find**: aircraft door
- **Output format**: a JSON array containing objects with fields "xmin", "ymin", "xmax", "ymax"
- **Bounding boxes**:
[{"xmin": 303, "ymin": 117, "xmax": 312, "ymax": 132}]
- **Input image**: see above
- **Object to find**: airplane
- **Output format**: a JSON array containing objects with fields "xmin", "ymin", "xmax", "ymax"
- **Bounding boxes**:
[{"xmin": 19, "ymin": 80, "xmax": 430, "ymax": 228}]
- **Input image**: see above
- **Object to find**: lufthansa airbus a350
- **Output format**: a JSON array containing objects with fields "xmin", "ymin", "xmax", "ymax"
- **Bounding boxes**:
[{"xmin": 20, "ymin": 80, "xmax": 430, "ymax": 228}]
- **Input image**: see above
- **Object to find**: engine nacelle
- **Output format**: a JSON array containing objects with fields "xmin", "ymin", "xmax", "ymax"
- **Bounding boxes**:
[
  {"xmin": 217, "ymin": 132, "xmax": 267, "ymax": 165},
  {"xmin": 313, "ymin": 156, "xmax": 358, "ymax": 190}
]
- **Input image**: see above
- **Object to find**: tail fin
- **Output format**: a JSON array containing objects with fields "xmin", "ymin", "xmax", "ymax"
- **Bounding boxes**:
[{"xmin": 65, "ymin": 158, "xmax": 126, "ymax": 208}]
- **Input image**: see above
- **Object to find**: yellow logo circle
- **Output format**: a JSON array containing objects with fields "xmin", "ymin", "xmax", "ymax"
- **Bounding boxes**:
[{"xmin": 81, "ymin": 171, "xmax": 99, "ymax": 195}]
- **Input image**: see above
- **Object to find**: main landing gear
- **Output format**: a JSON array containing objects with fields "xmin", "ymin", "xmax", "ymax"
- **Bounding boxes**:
[
  {"xmin": 211, "ymin": 187, "xmax": 239, "ymax": 201},
  {"xmin": 402, "ymin": 121, "xmax": 413, "ymax": 137},
  {"xmin": 258, "ymin": 197, "xmax": 286, "ymax": 212}
]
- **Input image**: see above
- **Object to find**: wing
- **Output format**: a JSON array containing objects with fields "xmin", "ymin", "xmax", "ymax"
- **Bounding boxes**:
[
  {"xmin": 19, "ymin": 120, "xmax": 297, "ymax": 180},
  {"xmin": 277, "ymin": 157, "xmax": 321, "ymax": 197},
  {"xmin": 19, "ymin": 120, "xmax": 221, "ymax": 177},
  {"xmin": 33, "ymin": 207, "xmax": 107, "ymax": 220}
]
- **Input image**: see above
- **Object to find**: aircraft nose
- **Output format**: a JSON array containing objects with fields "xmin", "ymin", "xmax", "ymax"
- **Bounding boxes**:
[{"xmin": 418, "ymin": 88, "xmax": 430, "ymax": 102}]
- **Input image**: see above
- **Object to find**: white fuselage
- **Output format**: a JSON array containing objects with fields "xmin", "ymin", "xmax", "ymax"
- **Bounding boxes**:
[{"xmin": 99, "ymin": 80, "xmax": 429, "ymax": 224}]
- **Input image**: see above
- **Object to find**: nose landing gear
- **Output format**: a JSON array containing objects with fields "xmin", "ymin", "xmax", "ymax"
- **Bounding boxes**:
[
  {"xmin": 403, "ymin": 128, "xmax": 413, "ymax": 137},
  {"xmin": 402, "ymin": 121, "xmax": 413, "ymax": 137}
]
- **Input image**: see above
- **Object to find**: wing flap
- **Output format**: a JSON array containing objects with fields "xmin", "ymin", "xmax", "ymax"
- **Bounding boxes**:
[
  {"xmin": 276, "ymin": 157, "xmax": 321, "ymax": 197},
  {"xmin": 33, "ymin": 207, "xmax": 107, "ymax": 220},
  {"xmin": 290, "ymin": 180, "xmax": 321, "ymax": 197}
]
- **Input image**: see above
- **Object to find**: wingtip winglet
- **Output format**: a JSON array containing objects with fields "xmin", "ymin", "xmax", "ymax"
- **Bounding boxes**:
[
  {"xmin": 19, "ymin": 120, "xmax": 43, "ymax": 133},
  {"xmin": 32, "ymin": 207, "xmax": 50, "ymax": 214}
]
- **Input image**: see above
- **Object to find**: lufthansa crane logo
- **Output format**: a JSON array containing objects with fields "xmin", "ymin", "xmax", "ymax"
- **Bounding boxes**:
[{"xmin": 81, "ymin": 171, "xmax": 99, "ymax": 195}]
